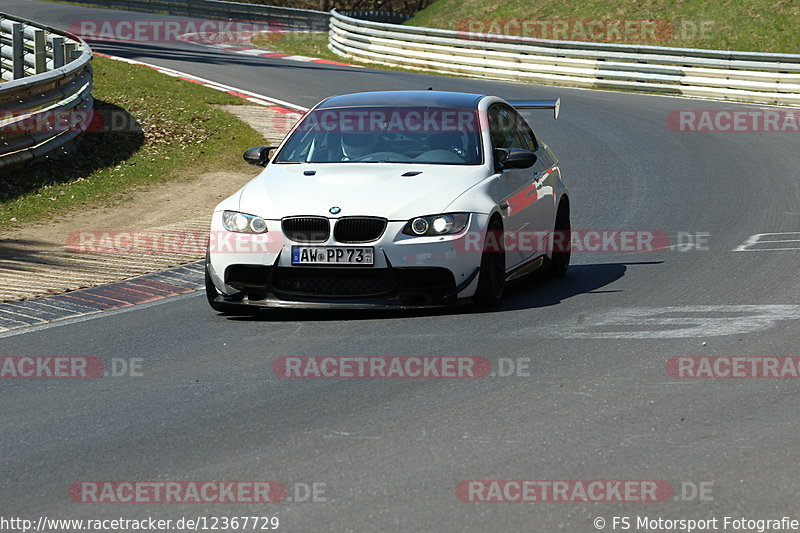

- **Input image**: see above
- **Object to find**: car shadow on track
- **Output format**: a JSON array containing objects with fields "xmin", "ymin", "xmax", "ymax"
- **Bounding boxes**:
[
  {"xmin": 487, "ymin": 261, "xmax": 649, "ymax": 313},
  {"xmin": 222, "ymin": 261, "xmax": 662, "ymax": 323}
]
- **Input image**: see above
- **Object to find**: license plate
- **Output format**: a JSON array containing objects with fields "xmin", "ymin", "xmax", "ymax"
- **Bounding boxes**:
[{"xmin": 291, "ymin": 246, "xmax": 374, "ymax": 265}]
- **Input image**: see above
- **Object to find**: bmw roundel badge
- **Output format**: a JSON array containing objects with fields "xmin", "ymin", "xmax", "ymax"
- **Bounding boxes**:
[{"xmin": 329, "ymin": 206, "xmax": 342, "ymax": 215}]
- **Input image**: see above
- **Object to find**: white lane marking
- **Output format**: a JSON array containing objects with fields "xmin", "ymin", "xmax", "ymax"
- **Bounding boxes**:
[
  {"xmin": 528, "ymin": 305, "xmax": 800, "ymax": 339},
  {"xmin": 236, "ymin": 48, "xmax": 273, "ymax": 56},
  {"xmin": 733, "ymin": 232, "xmax": 800, "ymax": 251}
]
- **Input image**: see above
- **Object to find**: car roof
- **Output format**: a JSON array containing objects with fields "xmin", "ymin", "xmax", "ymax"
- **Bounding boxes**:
[{"xmin": 316, "ymin": 91, "xmax": 486, "ymax": 109}]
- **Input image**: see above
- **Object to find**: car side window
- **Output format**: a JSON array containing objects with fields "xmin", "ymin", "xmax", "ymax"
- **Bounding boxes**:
[
  {"xmin": 488, "ymin": 105, "xmax": 517, "ymax": 149},
  {"xmin": 510, "ymin": 110, "xmax": 538, "ymax": 152},
  {"xmin": 489, "ymin": 104, "xmax": 538, "ymax": 151}
]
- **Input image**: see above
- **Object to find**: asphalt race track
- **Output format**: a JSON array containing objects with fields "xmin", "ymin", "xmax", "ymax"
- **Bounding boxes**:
[{"xmin": 2, "ymin": 1, "xmax": 800, "ymax": 530}]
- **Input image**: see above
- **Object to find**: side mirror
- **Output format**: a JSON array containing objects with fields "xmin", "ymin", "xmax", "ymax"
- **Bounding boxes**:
[
  {"xmin": 494, "ymin": 148, "xmax": 537, "ymax": 170},
  {"xmin": 243, "ymin": 146, "xmax": 277, "ymax": 167}
]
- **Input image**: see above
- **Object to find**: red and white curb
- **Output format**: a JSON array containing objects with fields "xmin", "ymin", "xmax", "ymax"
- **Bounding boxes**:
[
  {"xmin": 0, "ymin": 262, "xmax": 205, "ymax": 334},
  {"xmin": 0, "ymin": 54, "xmax": 311, "ymax": 332},
  {"xmin": 177, "ymin": 30, "xmax": 360, "ymax": 68}
]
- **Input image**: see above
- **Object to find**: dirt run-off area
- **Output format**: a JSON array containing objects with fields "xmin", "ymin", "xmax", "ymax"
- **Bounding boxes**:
[{"xmin": 0, "ymin": 105, "xmax": 296, "ymax": 301}]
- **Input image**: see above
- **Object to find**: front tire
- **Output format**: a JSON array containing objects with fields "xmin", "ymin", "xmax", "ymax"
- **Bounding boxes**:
[{"xmin": 474, "ymin": 217, "xmax": 506, "ymax": 306}]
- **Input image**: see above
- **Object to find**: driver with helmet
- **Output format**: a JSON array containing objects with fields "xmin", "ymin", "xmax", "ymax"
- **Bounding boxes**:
[{"xmin": 340, "ymin": 132, "xmax": 381, "ymax": 161}]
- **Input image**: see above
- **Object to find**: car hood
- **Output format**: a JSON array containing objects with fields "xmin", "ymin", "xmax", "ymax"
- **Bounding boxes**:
[{"xmin": 237, "ymin": 163, "xmax": 489, "ymax": 220}]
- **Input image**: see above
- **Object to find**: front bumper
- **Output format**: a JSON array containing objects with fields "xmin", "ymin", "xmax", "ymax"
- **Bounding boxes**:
[
  {"xmin": 210, "ymin": 261, "xmax": 479, "ymax": 310},
  {"xmin": 207, "ymin": 213, "xmax": 488, "ymax": 309}
]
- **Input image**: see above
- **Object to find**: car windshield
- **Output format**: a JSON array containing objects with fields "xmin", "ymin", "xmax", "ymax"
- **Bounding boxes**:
[{"xmin": 274, "ymin": 106, "xmax": 483, "ymax": 165}]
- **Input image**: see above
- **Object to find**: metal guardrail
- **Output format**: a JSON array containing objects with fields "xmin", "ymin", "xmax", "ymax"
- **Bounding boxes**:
[
  {"xmin": 338, "ymin": 10, "xmax": 411, "ymax": 25},
  {"xmin": 64, "ymin": 0, "xmax": 331, "ymax": 32},
  {"xmin": 0, "ymin": 13, "xmax": 93, "ymax": 172},
  {"xmin": 329, "ymin": 11, "xmax": 800, "ymax": 106}
]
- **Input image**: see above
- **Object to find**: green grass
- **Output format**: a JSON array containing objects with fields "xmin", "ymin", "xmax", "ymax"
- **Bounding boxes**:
[
  {"xmin": 253, "ymin": 31, "xmax": 335, "ymax": 59},
  {"xmin": 43, "ymin": 0, "xmax": 800, "ymax": 54},
  {"xmin": 408, "ymin": 0, "xmax": 800, "ymax": 53},
  {"xmin": 0, "ymin": 56, "xmax": 265, "ymax": 230},
  {"xmin": 251, "ymin": 32, "xmax": 439, "ymax": 76}
]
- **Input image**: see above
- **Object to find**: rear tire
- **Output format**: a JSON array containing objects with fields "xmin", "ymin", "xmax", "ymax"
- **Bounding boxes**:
[
  {"xmin": 546, "ymin": 201, "xmax": 571, "ymax": 277},
  {"xmin": 474, "ymin": 217, "xmax": 506, "ymax": 306}
]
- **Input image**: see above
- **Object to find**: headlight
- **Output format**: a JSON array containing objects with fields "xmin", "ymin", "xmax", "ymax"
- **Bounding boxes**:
[
  {"xmin": 403, "ymin": 213, "xmax": 469, "ymax": 236},
  {"xmin": 222, "ymin": 211, "xmax": 268, "ymax": 234}
]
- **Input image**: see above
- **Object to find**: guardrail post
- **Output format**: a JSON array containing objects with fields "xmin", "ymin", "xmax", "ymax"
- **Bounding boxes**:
[
  {"xmin": 64, "ymin": 42, "xmax": 78, "ymax": 64},
  {"xmin": 52, "ymin": 36, "xmax": 66, "ymax": 69},
  {"xmin": 10, "ymin": 22, "xmax": 25, "ymax": 79},
  {"xmin": 32, "ymin": 28, "xmax": 47, "ymax": 74}
]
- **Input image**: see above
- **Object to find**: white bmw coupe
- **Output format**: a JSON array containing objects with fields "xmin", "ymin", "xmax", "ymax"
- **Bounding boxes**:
[{"xmin": 205, "ymin": 90, "xmax": 570, "ymax": 312}]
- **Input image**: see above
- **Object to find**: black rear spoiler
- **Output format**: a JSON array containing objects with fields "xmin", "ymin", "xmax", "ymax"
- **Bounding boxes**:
[{"xmin": 507, "ymin": 99, "xmax": 560, "ymax": 119}]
